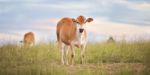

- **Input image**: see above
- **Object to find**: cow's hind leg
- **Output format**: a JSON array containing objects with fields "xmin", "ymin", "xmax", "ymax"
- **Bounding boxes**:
[
  {"xmin": 65, "ymin": 46, "xmax": 69, "ymax": 65},
  {"xmin": 60, "ymin": 43, "xmax": 65, "ymax": 65}
]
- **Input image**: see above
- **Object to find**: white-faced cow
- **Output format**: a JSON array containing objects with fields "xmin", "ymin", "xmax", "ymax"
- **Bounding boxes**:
[
  {"xmin": 57, "ymin": 15, "xmax": 93, "ymax": 65},
  {"xmin": 21, "ymin": 32, "xmax": 35, "ymax": 46}
]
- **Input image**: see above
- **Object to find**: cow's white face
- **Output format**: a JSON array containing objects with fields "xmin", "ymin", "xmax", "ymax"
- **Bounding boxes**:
[
  {"xmin": 73, "ymin": 15, "xmax": 93, "ymax": 34},
  {"xmin": 76, "ymin": 23, "xmax": 87, "ymax": 34},
  {"xmin": 74, "ymin": 23, "xmax": 87, "ymax": 45}
]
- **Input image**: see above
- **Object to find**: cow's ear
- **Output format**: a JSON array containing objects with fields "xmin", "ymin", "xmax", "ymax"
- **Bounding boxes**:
[
  {"xmin": 72, "ymin": 18, "xmax": 76, "ymax": 22},
  {"xmin": 86, "ymin": 18, "xmax": 93, "ymax": 23},
  {"xmin": 72, "ymin": 18, "xmax": 79, "ymax": 23}
]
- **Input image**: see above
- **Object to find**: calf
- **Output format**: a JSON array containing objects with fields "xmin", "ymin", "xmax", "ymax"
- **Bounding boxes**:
[
  {"xmin": 21, "ymin": 32, "xmax": 35, "ymax": 46},
  {"xmin": 57, "ymin": 15, "xmax": 93, "ymax": 65}
]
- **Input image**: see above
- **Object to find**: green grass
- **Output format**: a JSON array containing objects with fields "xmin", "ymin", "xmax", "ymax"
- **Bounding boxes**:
[{"xmin": 0, "ymin": 41, "xmax": 150, "ymax": 75}]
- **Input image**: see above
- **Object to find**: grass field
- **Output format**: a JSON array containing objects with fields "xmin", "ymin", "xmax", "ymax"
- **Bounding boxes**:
[{"xmin": 0, "ymin": 41, "xmax": 150, "ymax": 75}]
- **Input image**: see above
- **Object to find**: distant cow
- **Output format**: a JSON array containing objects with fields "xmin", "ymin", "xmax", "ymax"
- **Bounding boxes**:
[
  {"xmin": 107, "ymin": 36, "xmax": 115, "ymax": 43},
  {"xmin": 57, "ymin": 15, "xmax": 93, "ymax": 65},
  {"xmin": 21, "ymin": 32, "xmax": 35, "ymax": 46}
]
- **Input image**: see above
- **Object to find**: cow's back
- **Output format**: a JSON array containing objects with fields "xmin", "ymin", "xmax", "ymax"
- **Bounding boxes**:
[{"xmin": 57, "ymin": 17, "xmax": 76, "ymax": 45}]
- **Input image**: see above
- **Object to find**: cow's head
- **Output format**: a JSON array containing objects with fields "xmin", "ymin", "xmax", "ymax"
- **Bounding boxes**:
[{"xmin": 72, "ymin": 15, "xmax": 93, "ymax": 33}]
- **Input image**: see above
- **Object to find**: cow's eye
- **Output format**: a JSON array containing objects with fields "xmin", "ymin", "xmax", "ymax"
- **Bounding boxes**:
[{"xmin": 76, "ymin": 21, "xmax": 80, "ymax": 24}]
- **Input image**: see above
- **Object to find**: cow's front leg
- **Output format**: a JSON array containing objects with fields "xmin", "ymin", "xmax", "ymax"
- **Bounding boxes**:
[
  {"xmin": 70, "ymin": 44, "xmax": 75, "ymax": 65},
  {"xmin": 80, "ymin": 45, "xmax": 86, "ymax": 64}
]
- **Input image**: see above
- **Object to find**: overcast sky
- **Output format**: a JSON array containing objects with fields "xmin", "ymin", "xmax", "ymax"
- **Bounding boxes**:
[{"xmin": 0, "ymin": 0, "xmax": 150, "ymax": 44}]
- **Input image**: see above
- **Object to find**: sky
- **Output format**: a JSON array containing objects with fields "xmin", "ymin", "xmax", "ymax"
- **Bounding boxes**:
[{"xmin": 0, "ymin": 0, "xmax": 150, "ymax": 44}]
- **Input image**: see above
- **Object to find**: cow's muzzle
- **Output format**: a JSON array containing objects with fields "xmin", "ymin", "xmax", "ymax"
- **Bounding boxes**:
[{"xmin": 79, "ymin": 28, "xmax": 84, "ymax": 33}]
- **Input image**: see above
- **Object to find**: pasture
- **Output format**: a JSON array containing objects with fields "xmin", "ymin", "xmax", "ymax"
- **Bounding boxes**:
[{"xmin": 0, "ymin": 41, "xmax": 150, "ymax": 75}]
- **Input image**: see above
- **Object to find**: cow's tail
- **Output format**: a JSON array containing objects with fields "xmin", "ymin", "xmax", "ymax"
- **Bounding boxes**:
[
  {"xmin": 56, "ymin": 31, "xmax": 59, "ymax": 42},
  {"xmin": 56, "ymin": 22, "xmax": 60, "ymax": 42}
]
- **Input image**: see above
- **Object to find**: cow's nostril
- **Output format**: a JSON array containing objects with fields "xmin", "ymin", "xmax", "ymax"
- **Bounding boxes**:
[{"xmin": 79, "ymin": 29, "xmax": 84, "ymax": 33}]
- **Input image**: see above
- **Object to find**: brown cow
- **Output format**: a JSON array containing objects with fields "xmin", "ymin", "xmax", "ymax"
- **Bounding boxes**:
[
  {"xmin": 22, "ymin": 32, "xmax": 35, "ymax": 46},
  {"xmin": 57, "ymin": 15, "xmax": 93, "ymax": 65}
]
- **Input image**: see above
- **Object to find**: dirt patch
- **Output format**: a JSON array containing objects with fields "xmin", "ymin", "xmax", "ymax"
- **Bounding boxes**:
[{"xmin": 65, "ymin": 63, "xmax": 145, "ymax": 75}]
